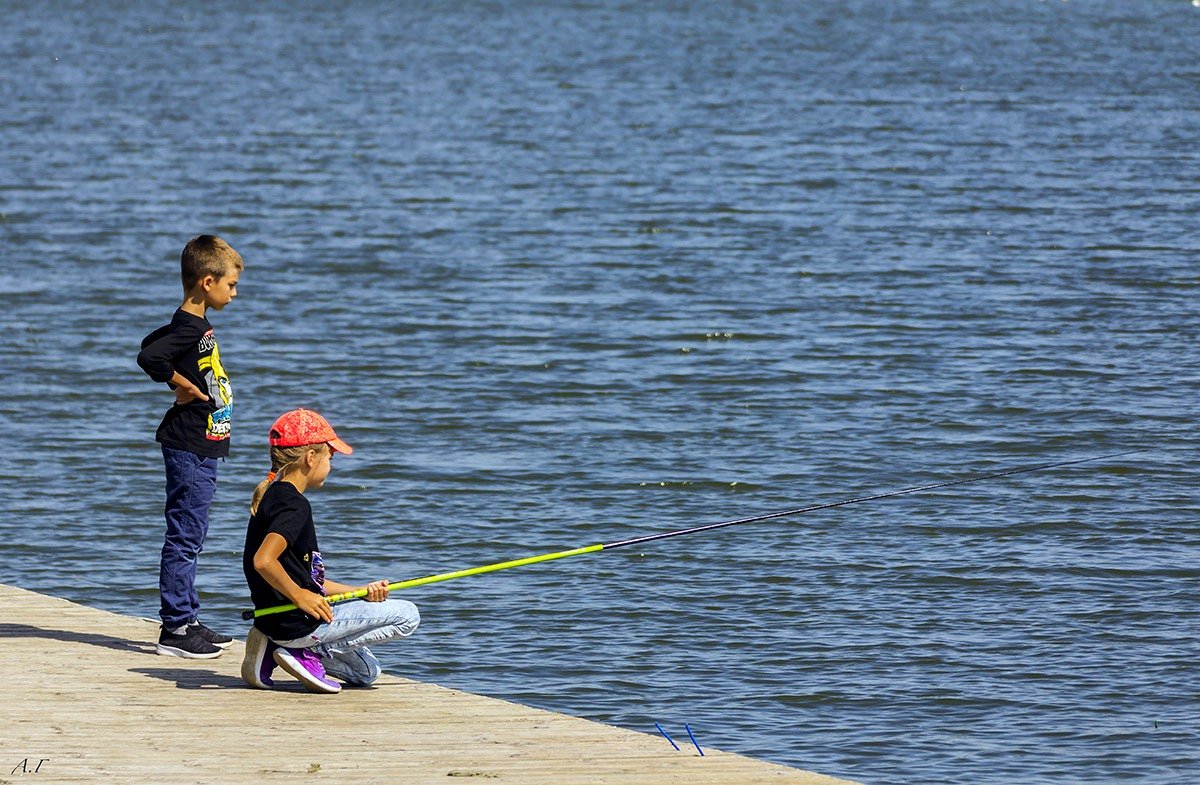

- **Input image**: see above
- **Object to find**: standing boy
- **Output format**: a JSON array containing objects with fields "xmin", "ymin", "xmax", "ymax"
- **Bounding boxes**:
[{"xmin": 137, "ymin": 235, "xmax": 243, "ymax": 658}]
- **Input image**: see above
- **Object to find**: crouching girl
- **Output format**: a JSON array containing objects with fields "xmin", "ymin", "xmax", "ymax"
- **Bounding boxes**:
[{"xmin": 241, "ymin": 408, "xmax": 419, "ymax": 693}]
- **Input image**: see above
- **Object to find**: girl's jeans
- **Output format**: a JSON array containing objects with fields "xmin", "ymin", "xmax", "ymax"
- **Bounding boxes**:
[{"xmin": 274, "ymin": 599, "xmax": 420, "ymax": 685}]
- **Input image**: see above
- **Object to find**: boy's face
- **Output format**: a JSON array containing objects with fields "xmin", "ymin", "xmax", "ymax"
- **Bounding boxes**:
[{"xmin": 203, "ymin": 268, "xmax": 240, "ymax": 310}]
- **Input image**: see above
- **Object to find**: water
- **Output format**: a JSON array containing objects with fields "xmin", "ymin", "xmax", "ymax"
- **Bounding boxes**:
[{"xmin": 2, "ymin": 1, "xmax": 1199, "ymax": 782}]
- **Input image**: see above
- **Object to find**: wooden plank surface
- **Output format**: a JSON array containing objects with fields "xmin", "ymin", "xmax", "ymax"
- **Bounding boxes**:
[{"xmin": 0, "ymin": 584, "xmax": 860, "ymax": 785}]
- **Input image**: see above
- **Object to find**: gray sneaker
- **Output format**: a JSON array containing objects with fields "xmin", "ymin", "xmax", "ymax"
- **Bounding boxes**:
[
  {"xmin": 190, "ymin": 621, "xmax": 233, "ymax": 649},
  {"xmin": 156, "ymin": 625, "xmax": 222, "ymax": 659}
]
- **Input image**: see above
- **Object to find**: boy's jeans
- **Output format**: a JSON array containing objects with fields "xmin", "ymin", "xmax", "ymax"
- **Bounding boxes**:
[
  {"xmin": 274, "ymin": 599, "xmax": 420, "ymax": 685},
  {"xmin": 160, "ymin": 445, "xmax": 218, "ymax": 628}
]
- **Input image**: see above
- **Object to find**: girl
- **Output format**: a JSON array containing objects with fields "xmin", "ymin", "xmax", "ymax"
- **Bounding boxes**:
[{"xmin": 241, "ymin": 408, "xmax": 420, "ymax": 693}]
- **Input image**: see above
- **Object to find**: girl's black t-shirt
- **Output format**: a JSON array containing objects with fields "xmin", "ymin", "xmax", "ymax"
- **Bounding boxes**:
[{"xmin": 243, "ymin": 481, "xmax": 325, "ymax": 641}]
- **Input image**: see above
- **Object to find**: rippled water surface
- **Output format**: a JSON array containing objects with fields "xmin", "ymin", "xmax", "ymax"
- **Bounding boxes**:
[{"xmin": 2, "ymin": 2, "xmax": 1199, "ymax": 783}]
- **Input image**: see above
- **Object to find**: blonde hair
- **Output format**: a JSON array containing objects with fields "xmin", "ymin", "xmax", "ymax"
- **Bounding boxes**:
[
  {"xmin": 249, "ymin": 443, "xmax": 332, "ymax": 515},
  {"xmin": 181, "ymin": 234, "xmax": 244, "ymax": 291}
]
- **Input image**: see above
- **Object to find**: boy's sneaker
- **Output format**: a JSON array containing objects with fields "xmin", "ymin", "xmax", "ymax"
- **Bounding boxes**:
[
  {"xmin": 190, "ymin": 621, "xmax": 233, "ymax": 649},
  {"xmin": 240, "ymin": 626, "xmax": 277, "ymax": 689},
  {"xmin": 156, "ymin": 625, "xmax": 223, "ymax": 659},
  {"xmin": 272, "ymin": 646, "xmax": 341, "ymax": 694}
]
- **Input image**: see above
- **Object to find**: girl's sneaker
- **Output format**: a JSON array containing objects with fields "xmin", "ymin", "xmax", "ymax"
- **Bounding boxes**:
[
  {"xmin": 272, "ymin": 646, "xmax": 341, "ymax": 694},
  {"xmin": 241, "ymin": 627, "xmax": 277, "ymax": 689}
]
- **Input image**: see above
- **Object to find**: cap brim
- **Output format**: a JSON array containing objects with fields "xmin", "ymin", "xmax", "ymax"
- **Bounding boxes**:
[{"xmin": 329, "ymin": 437, "xmax": 353, "ymax": 455}]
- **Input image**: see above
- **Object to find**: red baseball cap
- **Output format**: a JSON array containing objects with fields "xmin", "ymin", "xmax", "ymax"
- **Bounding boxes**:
[{"xmin": 268, "ymin": 408, "xmax": 353, "ymax": 455}]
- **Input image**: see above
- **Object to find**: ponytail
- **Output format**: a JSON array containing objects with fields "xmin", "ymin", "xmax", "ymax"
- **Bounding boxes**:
[
  {"xmin": 249, "ymin": 476, "xmax": 274, "ymax": 517},
  {"xmin": 249, "ymin": 443, "xmax": 331, "ymax": 515}
]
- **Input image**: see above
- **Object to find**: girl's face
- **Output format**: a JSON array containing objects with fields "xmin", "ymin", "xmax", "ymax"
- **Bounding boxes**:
[{"xmin": 307, "ymin": 445, "xmax": 333, "ymax": 488}]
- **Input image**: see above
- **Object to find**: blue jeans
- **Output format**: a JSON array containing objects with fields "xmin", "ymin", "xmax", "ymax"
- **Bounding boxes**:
[
  {"xmin": 159, "ymin": 445, "xmax": 218, "ymax": 628},
  {"xmin": 273, "ymin": 599, "xmax": 420, "ymax": 685}
]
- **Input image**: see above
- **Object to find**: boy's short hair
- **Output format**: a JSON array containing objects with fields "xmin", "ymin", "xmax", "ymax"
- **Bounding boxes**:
[{"xmin": 181, "ymin": 235, "xmax": 244, "ymax": 291}]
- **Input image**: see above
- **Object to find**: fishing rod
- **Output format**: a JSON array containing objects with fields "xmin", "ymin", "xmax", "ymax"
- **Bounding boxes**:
[{"xmin": 241, "ymin": 448, "xmax": 1144, "ymax": 620}]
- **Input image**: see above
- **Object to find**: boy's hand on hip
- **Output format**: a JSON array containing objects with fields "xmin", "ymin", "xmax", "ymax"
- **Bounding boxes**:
[
  {"xmin": 169, "ymin": 373, "xmax": 209, "ymax": 405},
  {"xmin": 365, "ymin": 580, "xmax": 390, "ymax": 602},
  {"xmin": 297, "ymin": 591, "xmax": 333, "ymax": 623},
  {"xmin": 174, "ymin": 386, "xmax": 209, "ymax": 404}
]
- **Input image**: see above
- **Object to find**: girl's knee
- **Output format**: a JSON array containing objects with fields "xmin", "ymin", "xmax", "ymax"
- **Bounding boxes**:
[{"xmin": 382, "ymin": 599, "xmax": 420, "ymax": 633}]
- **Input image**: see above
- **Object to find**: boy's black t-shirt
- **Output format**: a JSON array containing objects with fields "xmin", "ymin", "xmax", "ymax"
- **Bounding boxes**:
[
  {"xmin": 243, "ymin": 482, "xmax": 325, "ymax": 641},
  {"xmin": 136, "ymin": 309, "xmax": 233, "ymax": 458}
]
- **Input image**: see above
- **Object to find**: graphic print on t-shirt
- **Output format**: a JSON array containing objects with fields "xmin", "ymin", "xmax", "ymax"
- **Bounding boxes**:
[
  {"xmin": 310, "ymin": 551, "xmax": 326, "ymax": 591},
  {"xmin": 197, "ymin": 329, "xmax": 233, "ymax": 441}
]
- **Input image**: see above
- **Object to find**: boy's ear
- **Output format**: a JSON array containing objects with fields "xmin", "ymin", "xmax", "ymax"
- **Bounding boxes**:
[{"xmin": 199, "ymin": 275, "xmax": 217, "ymax": 292}]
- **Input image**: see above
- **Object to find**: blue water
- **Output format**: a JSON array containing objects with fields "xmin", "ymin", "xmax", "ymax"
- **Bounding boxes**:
[{"xmin": 2, "ymin": 2, "xmax": 1199, "ymax": 783}]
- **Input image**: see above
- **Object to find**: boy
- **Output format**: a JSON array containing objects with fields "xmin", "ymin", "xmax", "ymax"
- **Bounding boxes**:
[{"xmin": 136, "ymin": 235, "xmax": 242, "ymax": 658}]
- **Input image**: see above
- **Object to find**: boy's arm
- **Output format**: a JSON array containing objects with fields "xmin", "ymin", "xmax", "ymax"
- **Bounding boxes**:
[
  {"xmin": 166, "ymin": 371, "xmax": 208, "ymax": 404},
  {"xmin": 252, "ymin": 534, "xmax": 333, "ymax": 622},
  {"xmin": 137, "ymin": 323, "xmax": 208, "ymax": 402}
]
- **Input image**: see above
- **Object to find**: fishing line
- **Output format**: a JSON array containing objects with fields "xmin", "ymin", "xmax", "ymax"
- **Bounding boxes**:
[{"xmin": 242, "ymin": 448, "xmax": 1145, "ymax": 620}]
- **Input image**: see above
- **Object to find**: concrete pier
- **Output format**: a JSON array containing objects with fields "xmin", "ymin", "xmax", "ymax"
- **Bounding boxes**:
[{"xmin": 0, "ymin": 584, "xmax": 859, "ymax": 784}]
